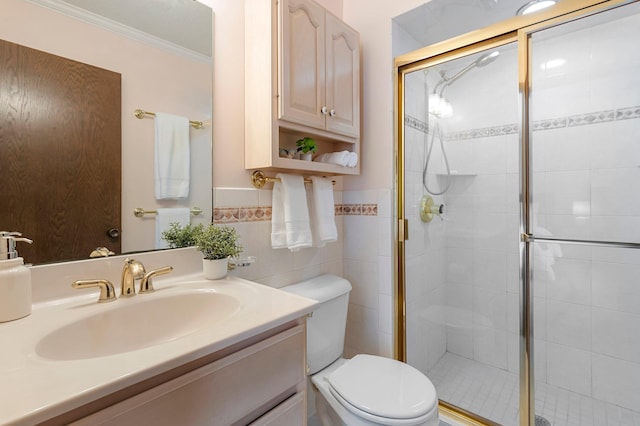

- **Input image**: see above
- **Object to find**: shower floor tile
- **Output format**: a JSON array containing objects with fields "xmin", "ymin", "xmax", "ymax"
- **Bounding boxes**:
[{"xmin": 428, "ymin": 353, "xmax": 640, "ymax": 426}]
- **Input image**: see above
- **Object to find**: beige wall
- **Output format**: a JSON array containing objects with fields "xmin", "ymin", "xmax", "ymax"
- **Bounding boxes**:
[
  {"xmin": 1, "ymin": 0, "xmax": 213, "ymax": 253},
  {"xmin": 341, "ymin": 0, "xmax": 425, "ymax": 191}
]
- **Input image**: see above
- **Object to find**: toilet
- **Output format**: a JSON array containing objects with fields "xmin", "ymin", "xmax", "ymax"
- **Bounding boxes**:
[{"xmin": 282, "ymin": 274, "xmax": 439, "ymax": 426}]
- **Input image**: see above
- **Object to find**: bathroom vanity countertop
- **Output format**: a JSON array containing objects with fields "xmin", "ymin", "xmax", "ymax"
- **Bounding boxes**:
[{"xmin": 0, "ymin": 274, "xmax": 316, "ymax": 426}]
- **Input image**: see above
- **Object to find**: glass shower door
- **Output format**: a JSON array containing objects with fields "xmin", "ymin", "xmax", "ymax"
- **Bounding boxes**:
[
  {"xmin": 528, "ymin": 3, "xmax": 640, "ymax": 425},
  {"xmin": 402, "ymin": 42, "xmax": 521, "ymax": 425}
]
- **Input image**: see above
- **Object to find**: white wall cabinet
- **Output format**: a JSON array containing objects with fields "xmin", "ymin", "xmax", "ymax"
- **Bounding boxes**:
[
  {"xmin": 280, "ymin": 0, "xmax": 360, "ymax": 138},
  {"xmin": 245, "ymin": 0, "xmax": 360, "ymax": 176},
  {"xmin": 69, "ymin": 324, "xmax": 307, "ymax": 426}
]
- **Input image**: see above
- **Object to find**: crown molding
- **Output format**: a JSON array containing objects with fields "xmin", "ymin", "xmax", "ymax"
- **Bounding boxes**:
[{"xmin": 26, "ymin": 0, "xmax": 211, "ymax": 64}]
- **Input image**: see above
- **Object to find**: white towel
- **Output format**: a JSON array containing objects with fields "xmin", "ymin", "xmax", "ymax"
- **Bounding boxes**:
[
  {"xmin": 155, "ymin": 208, "xmax": 191, "ymax": 249},
  {"xmin": 270, "ymin": 181, "xmax": 287, "ymax": 249},
  {"xmin": 271, "ymin": 173, "xmax": 312, "ymax": 251},
  {"xmin": 154, "ymin": 112, "xmax": 190, "ymax": 200},
  {"xmin": 309, "ymin": 176, "xmax": 337, "ymax": 247},
  {"xmin": 347, "ymin": 152, "xmax": 358, "ymax": 168},
  {"xmin": 316, "ymin": 150, "xmax": 350, "ymax": 167}
]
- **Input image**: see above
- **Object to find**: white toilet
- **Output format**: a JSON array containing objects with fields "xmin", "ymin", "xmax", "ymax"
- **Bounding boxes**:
[{"xmin": 282, "ymin": 274, "xmax": 439, "ymax": 426}]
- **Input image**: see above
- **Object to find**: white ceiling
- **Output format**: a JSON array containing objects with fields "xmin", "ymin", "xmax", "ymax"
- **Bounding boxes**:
[
  {"xmin": 55, "ymin": 0, "xmax": 212, "ymax": 57},
  {"xmin": 394, "ymin": 0, "xmax": 534, "ymax": 47}
]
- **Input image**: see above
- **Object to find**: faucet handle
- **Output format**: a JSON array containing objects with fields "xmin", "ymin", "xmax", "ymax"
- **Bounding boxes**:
[
  {"xmin": 72, "ymin": 279, "xmax": 117, "ymax": 303},
  {"xmin": 139, "ymin": 266, "xmax": 173, "ymax": 294}
]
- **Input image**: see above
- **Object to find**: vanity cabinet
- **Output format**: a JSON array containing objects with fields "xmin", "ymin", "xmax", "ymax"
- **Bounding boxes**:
[
  {"xmin": 68, "ymin": 323, "xmax": 307, "ymax": 426},
  {"xmin": 245, "ymin": 0, "xmax": 361, "ymax": 176}
]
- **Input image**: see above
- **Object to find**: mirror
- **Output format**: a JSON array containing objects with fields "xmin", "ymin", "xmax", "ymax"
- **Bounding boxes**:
[{"xmin": 0, "ymin": 0, "xmax": 213, "ymax": 265}]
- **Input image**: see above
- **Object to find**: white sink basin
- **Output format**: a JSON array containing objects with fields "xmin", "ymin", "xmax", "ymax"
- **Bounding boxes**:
[{"xmin": 35, "ymin": 291, "xmax": 240, "ymax": 360}]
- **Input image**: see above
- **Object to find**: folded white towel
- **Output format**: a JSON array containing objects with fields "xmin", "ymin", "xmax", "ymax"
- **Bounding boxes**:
[
  {"xmin": 271, "ymin": 173, "xmax": 312, "ymax": 251},
  {"xmin": 155, "ymin": 208, "xmax": 191, "ymax": 249},
  {"xmin": 154, "ymin": 112, "xmax": 190, "ymax": 200},
  {"xmin": 309, "ymin": 176, "xmax": 337, "ymax": 247},
  {"xmin": 347, "ymin": 152, "xmax": 358, "ymax": 168},
  {"xmin": 316, "ymin": 150, "xmax": 350, "ymax": 167}
]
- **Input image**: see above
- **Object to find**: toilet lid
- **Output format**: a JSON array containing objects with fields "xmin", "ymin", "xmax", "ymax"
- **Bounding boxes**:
[{"xmin": 327, "ymin": 354, "xmax": 437, "ymax": 420}]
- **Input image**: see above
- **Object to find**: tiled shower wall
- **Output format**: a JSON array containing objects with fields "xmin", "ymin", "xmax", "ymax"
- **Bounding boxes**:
[
  {"xmin": 213, "ymin": 186, "xmax": 394, "ymax": 359},
  {"xmin": 403, "ymin": 8, "xmax": 640, "ymax": 413},
  {"xmin": 526, "ymin": 11, "xmax": 640, "ymax": 411},
  {"xmin": 403, "ymin": 67, "xmax": 449, "ymax": 374}
]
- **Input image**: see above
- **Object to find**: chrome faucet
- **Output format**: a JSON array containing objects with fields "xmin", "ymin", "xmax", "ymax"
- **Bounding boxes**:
[{"xmin": 121, "ymin": 258, "xmax": 146, "ymax": 297}]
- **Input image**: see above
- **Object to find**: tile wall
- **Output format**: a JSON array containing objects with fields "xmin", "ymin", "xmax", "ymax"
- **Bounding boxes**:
[{"xmin": 526, "ymin": 10, "xmax": 640, "ymax": 410}]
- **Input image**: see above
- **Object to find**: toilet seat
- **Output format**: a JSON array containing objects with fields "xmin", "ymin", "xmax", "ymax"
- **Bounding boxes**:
[{"xmin": 327, "ymin": 354, "xmax": 438, "ymax": 425}]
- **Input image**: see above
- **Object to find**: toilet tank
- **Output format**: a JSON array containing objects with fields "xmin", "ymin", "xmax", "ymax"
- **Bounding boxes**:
[{"xmin": 281, "ymin": 275, "xmax": 351, "ymax": 374}]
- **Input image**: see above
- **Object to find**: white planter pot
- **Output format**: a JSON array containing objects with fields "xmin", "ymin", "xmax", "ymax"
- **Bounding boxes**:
[
  {"xmin": 202, "ymin": 258, "xmax": 228, "ymax": 280},
  {"xmin": 300, "ymin": 152, "xmax": 313, "ymax": 161}
]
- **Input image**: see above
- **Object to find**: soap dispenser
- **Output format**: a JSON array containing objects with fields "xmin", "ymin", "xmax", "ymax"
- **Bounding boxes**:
[{"xmin": 0, "ymin": 232, "xmax": 33, "ymax": 322}]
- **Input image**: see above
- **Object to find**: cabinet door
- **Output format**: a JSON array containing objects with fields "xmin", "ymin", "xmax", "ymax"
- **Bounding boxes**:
[
  {"xmin": 324, "ymin": 13, "xmax": 360, "ymax": 137},
  {"xmin": 280, "ymin": 0, "xmax": 326, "ymax": 129}
]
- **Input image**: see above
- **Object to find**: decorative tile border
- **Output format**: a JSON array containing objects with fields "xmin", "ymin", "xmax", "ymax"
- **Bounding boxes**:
[
  {"xmin": 616, "ymin": 106, "xmax": 640, "ymax": 120},
  {"xmin": 531, "ymin": 118, "xmax": 565, "ymax": 131},
  {"xmin": 404, "ymin": 114, "xmax": 429, "ymax": 133},
  {"xmin": 567, "ymin": 109, "xmax": 615, "ymax": 127},
  {"xmin": 447, "ymin": 123, "xmax": 518, "ymax": 141},
  {"xmin": 405, "ymin": 104, "xmax": 640, "ymax": 140},
  {"xmin": 214, "ymin": 203, "xmax": 377, "ymax": 223},
  {"xmin": 361, "ymin": 204, "xmax": 378, "ymax": 216},
  {"xmin": 335, "ymin": 204, "xmax": 378, "ymax": 216},
  {"xmin": 213, "ymin": 208, "xmax": 240, "ymax": 223}
]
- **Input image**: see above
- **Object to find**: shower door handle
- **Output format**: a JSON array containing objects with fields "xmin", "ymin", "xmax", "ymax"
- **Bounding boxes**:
[{"xmin": 398, "ymin": 219, "xmax": 409, "ymax": 241}]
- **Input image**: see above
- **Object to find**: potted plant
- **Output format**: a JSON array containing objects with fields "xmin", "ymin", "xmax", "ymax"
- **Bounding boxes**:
[
  {"xmin": 162, "ymin": 223, "xmax": 243, "ymax": 279},
  {"xmin": 194, "ymin": 224, "xmax": 243, "ymax": 279},
  {"xmin": 295, "ymin": 136, "xmax": 317, "ymax": 161},
  {"xmin": 161, "ymin": 223, "xmax": 202, "ymax": 249}
]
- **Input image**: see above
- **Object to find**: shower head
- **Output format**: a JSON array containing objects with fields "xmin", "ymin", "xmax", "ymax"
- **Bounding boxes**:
[
  {"xmin": 433, "ymin": 50, "xmax": 500, "ymax": 94},
  {"xmin": 475, "ymin": 50, "xmax": 500, "ymax": 67}
]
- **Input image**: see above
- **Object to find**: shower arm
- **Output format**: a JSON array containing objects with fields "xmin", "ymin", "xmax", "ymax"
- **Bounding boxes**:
[{"xmin": 433, "ymin": 61, "xmax": 478, "ymax": 95}]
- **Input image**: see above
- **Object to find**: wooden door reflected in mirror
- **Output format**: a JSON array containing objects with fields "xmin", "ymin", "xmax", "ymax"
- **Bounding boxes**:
[{"xmin": 0, "ymin": 39, "xmax": 121, "ymax": 264}]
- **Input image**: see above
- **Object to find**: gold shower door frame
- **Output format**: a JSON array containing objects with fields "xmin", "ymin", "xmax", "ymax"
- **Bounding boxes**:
[{"xmin": 394, "ymin": 1, "xmax": 639, "ymax": 425}]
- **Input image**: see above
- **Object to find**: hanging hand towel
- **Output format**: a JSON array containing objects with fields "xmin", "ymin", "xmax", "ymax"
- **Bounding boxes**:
[
  {"xmin": 272, "ymin": 173, "xmax": 312, "ymax": 251},
  {"xmin": 309, "ymin": 176, "xmax": 337, "ymax": 247},
  {"xmin": 155, "ymin": 207, "xmax": 191, "ymax": 249},
  {"xmin": 271, "ymin": 181, "xmax": 287, "ymax": 249},
  {"xmin": 154, "ymin": 112, "xmax": 190, "ymax": 200}
]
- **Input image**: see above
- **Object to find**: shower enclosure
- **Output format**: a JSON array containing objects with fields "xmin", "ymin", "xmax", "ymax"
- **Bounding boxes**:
[{"xmin": 395, "ymin": 1, "xmax": 640, "ymax": 425}]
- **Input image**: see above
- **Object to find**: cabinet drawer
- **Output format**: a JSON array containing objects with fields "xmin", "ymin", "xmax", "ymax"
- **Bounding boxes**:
[
  {"xmin": 73, "ymin": 325, "xmax": 305, "ymax": 426},
  {"xmin": 249, "ymin": 392, "xmax": 305, "ymax": 426}
]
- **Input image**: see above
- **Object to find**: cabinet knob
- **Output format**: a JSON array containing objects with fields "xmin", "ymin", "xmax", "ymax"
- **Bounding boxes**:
[
  {"xmin": 320, "ymin": 106, "xmax": 328, "ymax": 115},
  {"xmin": 329, "ymin": 109, "xmax": 336, "ymax": 117}
]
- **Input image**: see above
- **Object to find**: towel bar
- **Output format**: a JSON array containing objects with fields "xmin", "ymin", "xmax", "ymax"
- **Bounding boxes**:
[
  {"xmin": 134, "ymin": 207, "xmax": 203, "ymax": 218},
  {"xmin": 134, "ymin": 109, "xmax": 204, "ymax": 129},
  {"xmin": 251, "ymin": 170, "xmax": 336, "ymax": 189}
]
